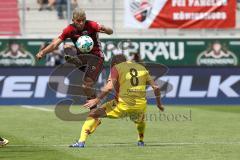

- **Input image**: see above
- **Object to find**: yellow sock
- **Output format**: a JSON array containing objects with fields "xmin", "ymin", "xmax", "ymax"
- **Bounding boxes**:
[
  {"xmin": 79, "ymin": 117, "xmax": 96, "ymax": 142},
  {"xmin": 136, "ymin": 121, "xmax": 146, "ymax": 141},
  {"xmin": 90, "ymin": 118, "xmax": 101, "ymax": 134}
]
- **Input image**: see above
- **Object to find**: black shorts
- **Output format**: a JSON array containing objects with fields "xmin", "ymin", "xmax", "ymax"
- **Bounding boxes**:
[{"xmin": 64, "ymin": 47, "xmax": 104, "ymax": 82}]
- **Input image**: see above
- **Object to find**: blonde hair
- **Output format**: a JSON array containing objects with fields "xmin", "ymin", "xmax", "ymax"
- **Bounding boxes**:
[{"xmin": 72, "ymin": 8, "xmax": 86, "ymax": 19}]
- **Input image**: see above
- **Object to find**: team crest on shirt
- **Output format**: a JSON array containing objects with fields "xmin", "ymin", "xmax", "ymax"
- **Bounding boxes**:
[
  {"xmin": 82, "ymin": 31, "xmax": 88, "ymax": 35},
  {"xmin": 197, "ymin": 41, "xmax": 238, "ymax": 66}
]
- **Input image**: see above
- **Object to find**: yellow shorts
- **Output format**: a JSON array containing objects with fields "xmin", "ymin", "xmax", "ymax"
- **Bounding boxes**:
[{"xmin": 101, "ymin": 99, "xmax": 146, "ymax": 123}]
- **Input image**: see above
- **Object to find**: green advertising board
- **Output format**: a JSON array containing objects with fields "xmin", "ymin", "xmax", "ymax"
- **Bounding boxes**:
[
  {"xmin": 0, "ymin": 39, "xmax": 50, "ymax": 66},
  {"xmin": 0, "ymin": 38, "xmax": 239, "ymax": 66}
]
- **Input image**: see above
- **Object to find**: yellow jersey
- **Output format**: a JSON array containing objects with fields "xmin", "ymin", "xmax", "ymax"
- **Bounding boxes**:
[{"xmin": 111, "ymin": 61, "xmax": 152, "ymax": 109}]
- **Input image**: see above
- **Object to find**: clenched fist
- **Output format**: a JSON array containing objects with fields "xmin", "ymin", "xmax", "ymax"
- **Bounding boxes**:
[{"xmin": 36, "ymin": 51, "xmax": 45, "ymax": 60}]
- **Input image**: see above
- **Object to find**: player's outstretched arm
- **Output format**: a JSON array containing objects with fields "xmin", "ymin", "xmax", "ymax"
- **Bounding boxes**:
[
  {"xmin": 99, "ymin": 25, "xmax": 113, "ymax": 35},
  {"xmin": 148, "ymin": 78, "xmax": 164, "ymax": 112},
  {"xmin": 36, "ymin": 38, "xmax": 63, "ymax": 60},
  {"xmin": 83, "ymin": 79, "xmax": 114, "ymax": 109}
]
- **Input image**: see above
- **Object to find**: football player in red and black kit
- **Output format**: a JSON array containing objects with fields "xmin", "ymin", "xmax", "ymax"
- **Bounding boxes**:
[
  {"xmin": 36, "ymin": 8, "xmax": 113, "ymax": 146},
  {"xmin": 36, "ymin": 8, "xmax": 113, "ymax": 102}
]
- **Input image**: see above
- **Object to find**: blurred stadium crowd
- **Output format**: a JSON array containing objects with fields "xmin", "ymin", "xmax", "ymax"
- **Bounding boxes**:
[{"xmin": 0, "ymin": 0, "xmax": 239, "ymax": 37}]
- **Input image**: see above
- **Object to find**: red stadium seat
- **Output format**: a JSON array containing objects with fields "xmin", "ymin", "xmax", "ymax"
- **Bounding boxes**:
[{"xmin": 0, "ymin": 0, "xmax": 20, "ymax": 36}]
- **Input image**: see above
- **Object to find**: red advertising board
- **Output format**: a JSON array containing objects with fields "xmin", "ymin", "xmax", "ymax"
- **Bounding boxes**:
[{"xmin": 124, "ymin": 0, "xmax": 236, "ymax": 28}]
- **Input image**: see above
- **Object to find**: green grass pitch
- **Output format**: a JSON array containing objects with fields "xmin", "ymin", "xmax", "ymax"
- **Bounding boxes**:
[{"xmin": 0, "ymin": 105, "xmax": 240, "ymax": 160}]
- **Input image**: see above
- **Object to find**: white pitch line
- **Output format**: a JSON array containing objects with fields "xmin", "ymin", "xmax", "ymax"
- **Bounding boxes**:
[
  {"xmin": 21, "ymin": 105, "xmax": 54, "ymax": 112},
  {"xmin": 7, "ymin": 142, "xmax": 240, "ymax": 147}
]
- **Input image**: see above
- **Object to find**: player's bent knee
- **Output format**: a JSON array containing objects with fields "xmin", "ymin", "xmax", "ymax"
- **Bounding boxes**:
[
  {"xmin": 82, "ymin": 81, "xmax": 94, "ymax": 89},
  {"xmin": 88, "ymin": 108, "xmax": 106, "ymax": 118},
  {"xmin": 88, "ymin": 110, "xmax": 99, "ymax": 118},
  {"xmin": 82, "ymin": 84, "xmax": 93, "ymax": 90},
  {"xmin": 83, "ymin": 77, "xmax": 94, "ymax": 85}
]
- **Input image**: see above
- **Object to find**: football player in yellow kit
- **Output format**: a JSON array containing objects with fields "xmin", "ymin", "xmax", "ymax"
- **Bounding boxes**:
[{"xmin": 69, "ymin": 54, "xmax": 164, "ymax": 148}]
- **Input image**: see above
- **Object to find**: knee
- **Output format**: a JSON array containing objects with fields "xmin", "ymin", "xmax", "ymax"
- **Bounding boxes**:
[
  {"xmin": 88, "ymin": 108, "xmax": 105, "ymax": 118},
  {"xmin": 88, "ymin": 110, "xmax": 98, "ymax": 119},
  {"xmin": 82, "ymin": 83, "xmax": 86, "ymax": 90},
  {"xmin": 82, "ymin": 79, "xmax": 94, "ymax": 88},
  {"xmin": 82, "ymin": 83, "xmax": 92, "ymax": 90}
]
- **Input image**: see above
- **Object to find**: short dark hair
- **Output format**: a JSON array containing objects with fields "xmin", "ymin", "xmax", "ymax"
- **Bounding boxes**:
[{"xmin": 110, "ymin": 54, "xmax": 127, "ymax": 67}]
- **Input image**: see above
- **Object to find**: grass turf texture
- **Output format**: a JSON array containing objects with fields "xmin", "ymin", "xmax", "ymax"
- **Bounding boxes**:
[{"xmin": 0, "ymin": 105, "xmax": 240, "ymax": 160}]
